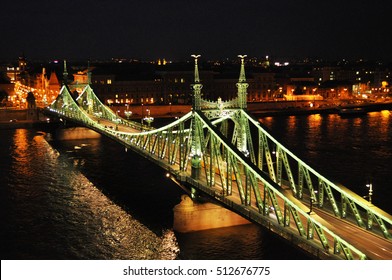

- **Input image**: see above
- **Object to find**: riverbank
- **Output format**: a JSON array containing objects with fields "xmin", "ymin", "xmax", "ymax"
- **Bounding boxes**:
[
  {"xmin": 0, "ymin": 120, "xmax": 59, "ymax": 129},
  {"xmin": 0, "ymin": 108, "xmax": 46, "ymax": 129},
  {"xmin": 1, "ymin": 101, "xmax": 391, "ymax": 129},
  {"xmin": 252, "ymin": 102, "xmax": 392, "ymax": 117}
]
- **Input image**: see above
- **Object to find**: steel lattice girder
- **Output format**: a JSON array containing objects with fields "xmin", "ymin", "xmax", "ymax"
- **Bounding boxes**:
[{"xmin": 47, "ymin": 85, "xmax": 388, "ymax": 259}]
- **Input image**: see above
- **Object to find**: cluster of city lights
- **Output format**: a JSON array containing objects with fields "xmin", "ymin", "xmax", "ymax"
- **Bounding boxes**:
[{"xmin": 12, "ymin": 82, "xmax": 58, "ymax": 108}]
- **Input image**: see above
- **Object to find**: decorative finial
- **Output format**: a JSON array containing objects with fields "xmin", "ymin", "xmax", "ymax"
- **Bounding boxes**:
[
  {"xmin": 238, "ymin": 54, "xmax": 247, "ymax": 83},
  {"xmin": 191, "ymin": 54, "xmax": 201, "ymax": 83}
]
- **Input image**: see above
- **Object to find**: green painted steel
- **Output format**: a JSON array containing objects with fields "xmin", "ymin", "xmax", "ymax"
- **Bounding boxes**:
[
  {"xmin": 243, "ymin": 109, "xmax": 391, "ymax": 239},
  {"xmin": 45, "ymin": 55, "xmax": 392, "ymax": 260}
]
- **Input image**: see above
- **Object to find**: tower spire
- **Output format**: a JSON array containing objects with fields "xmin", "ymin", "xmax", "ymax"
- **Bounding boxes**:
[
  {"xmin": 236, "ymin": 54, "xmax": 249, "ymax": 109},
  {"xmin": 235, "ymin": 55, "xmax": 250, "ymax": 155},
  {"xmin": 190, "ymin": 54, "xmax": 203, "ymax": 180},
  {"xmin": 191, "ymin": 54, "xmax": 202, "ymax": 111},
  {"xmin": 192, "ymin": 54, "xmax": 201, "ymax": 83},
  {"xmin": 63, "ymin": 59, "xmax": 68, "ymax": 85}
]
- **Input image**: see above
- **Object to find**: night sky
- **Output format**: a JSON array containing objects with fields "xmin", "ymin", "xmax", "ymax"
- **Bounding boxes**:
[{"xmin": 1, "ymin": 0, "xmax": 391, "ymax": 61}]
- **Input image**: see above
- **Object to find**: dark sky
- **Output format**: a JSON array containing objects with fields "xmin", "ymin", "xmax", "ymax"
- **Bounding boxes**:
[{"xmin": 1, "ymin": 0, "xmax": 391, "ymax": 61}]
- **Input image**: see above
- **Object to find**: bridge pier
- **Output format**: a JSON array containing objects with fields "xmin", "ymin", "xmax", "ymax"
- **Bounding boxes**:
[
  {"xmin": 173, "ymin": 195, "xmax": 250, "ymax": 232},
  {"xmin": 54, "ymin": 127, "xmax": 101, "ymax": 140}
]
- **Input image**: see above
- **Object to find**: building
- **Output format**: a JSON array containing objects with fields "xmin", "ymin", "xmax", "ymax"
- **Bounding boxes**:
[
  {"xmin": 318, "ymin": 80, "xmax": 353, "ymax": 99},
  {"xmin": 7, "ymin": 57, "xmax": 386, "ymax": 108}
]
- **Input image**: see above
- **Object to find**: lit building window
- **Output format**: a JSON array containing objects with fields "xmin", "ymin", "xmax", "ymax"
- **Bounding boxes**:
[{"xmin": 107, "ymin": 79, "xmax": 112, "ymax": 84}]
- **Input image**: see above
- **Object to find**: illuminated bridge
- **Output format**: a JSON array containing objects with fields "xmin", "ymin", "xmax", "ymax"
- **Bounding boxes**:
[{"xmin": 44, "ymin": 55, "xmax": 392, "ymax": 260}]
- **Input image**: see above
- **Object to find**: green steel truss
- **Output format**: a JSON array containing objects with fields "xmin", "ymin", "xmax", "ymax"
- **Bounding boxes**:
[
  {"xmin": 51, "ymin": 84, "xmax": 151, "ymax": 132},
  {"xmin": 46, "ymin": 87, "xmax": 367, "ymax": 260},
  {"xmin": 45, "ymin": 56, "xmax": 392, "ymax": 260},
  {"xmin": 240, "ymin": 109, "xmax": 391, "ymax": 239},
  {"xmin": 76, "ymin": 85, "xmax": 118, "ymax": 121}
]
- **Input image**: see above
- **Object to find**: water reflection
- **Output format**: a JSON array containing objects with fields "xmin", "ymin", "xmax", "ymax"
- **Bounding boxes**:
[
  {"xmin": 260, "ymin": 112, "xmax": 392, "ymax": 212},
  {"xmin": 12, "ymin": 129, "xmax": 30, "ymax": 176},
  {"xmin": 1, "ymin": 130, "xmax": 179, "ymax": 259}
]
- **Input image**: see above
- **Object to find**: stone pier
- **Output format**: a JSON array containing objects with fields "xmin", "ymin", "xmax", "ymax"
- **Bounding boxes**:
[{"xmin": 173, "ymin": 195, "xmax": 250, "ymax": 232}]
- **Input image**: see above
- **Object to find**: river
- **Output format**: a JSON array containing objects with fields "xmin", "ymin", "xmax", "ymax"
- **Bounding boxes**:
[{"xmin": 1, "ymin": 110, "xmax": 391, "ymax": 259}]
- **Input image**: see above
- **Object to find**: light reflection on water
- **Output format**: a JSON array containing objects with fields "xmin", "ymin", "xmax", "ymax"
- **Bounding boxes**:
[
  {"xmin": 260, "ymin": 111, "xmax": 392, "ymax": 213},
  {"xmin": 1, "ymin": 129, "xmax": 175, "ymax": 260}
]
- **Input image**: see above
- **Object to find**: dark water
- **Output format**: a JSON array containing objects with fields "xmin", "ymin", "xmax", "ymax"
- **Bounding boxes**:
[
  {"xmin": 259, "ymin": 111, "xmax": 392, "ymax": 214},
  {"xmin": 0, "ymin": 129, "xmax": 167, "ymax": 260},
  {"xmin": 1, "ymin": 110, "xmax": 391, "ymax": 260}
]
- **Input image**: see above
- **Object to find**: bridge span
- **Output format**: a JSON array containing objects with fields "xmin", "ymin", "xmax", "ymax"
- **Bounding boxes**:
[{"xmin": 44, "ymin": 55, "xmax": 392, "ymax": 260}]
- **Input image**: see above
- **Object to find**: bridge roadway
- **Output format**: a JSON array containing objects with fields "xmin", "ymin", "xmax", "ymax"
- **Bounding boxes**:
[
  {"xmin": 74, "ymin": 115, "xmax": 392, "ymax": 259},
  {"xmin": 208, "ymin": 176, "xmax": 392, "ymax": 260}
]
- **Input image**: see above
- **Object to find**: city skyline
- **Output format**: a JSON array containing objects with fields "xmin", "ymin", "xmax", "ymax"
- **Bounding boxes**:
[{"xmin": 1, "ymin": 0, "xmax": 392, "ymax": 61}]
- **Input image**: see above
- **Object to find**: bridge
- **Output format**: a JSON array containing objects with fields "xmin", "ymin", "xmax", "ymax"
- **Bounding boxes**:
[{"xmin": 44, "ymin": 55, "xmax": 392, "ymax": 260}]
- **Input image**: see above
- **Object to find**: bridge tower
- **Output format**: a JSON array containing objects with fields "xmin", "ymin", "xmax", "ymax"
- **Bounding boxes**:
[
  {"xmin": 190, "ymin": 54, "xmax": 203, "ymax": 180},
  {"xmin": 235, "ymin": 55, "xmax": 250, "ymax": 156},
  {"xmin": 63, "ymin": 60, "xmax": 68, "ymax": 85}
]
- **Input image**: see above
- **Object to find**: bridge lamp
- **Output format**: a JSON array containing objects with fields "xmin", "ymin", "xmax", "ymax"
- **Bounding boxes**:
[
  {"xmin": 143, "ymin": 108, "xmax": 154, "ymax": 127},
  {"xmin": 124, "ymin": 110, "xmax": 132, "ymax": 119},
  {"xmin": 365, "ymin": 183, "xmax": 373, "ymax": 203},
  {"xmin": 143, "ymin": 116, "xmax": 154, "ymax": 127},
  {"xmin": 243, "ymin": 149, "xmax": 250, "ymax": 157}
]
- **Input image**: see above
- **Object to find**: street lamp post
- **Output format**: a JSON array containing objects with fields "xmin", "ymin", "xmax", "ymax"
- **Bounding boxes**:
[
  {"xmin": 124, "ymin": 110, "xmax": 132, "ymax": 119},
  {"xmin": 124, "ymin": 104, "xmax": 132, "ymax": 120},
  {"xmin": 366, "ymin": 183, "xmax": 373, "ymax": 204},
  {"xmin": 143, "ymin": 108, "xmax": 154, "ymax": 127}
]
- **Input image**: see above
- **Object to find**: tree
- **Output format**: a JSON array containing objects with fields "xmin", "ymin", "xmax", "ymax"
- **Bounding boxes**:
[{"xmin": 26, "ymin": 91, "xmax": 36, "ymax": 109}]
